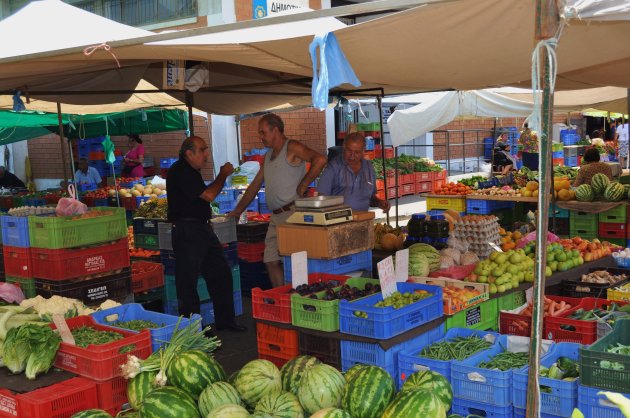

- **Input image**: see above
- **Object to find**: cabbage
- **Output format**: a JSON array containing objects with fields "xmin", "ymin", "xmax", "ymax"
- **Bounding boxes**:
[{"xmin": 3, "ymin": 324, "xmax": 61, "ymax": 379}]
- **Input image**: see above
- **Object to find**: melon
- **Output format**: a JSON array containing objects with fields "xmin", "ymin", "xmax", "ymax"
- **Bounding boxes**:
[
  {"xmin": 340, "ymin": 365, "xmax": 395, "ymax": 418},
  {"xmin": 234, "ymin": 359, "xmax": 282, "ymax": 408},
  {"xmin": 381, "ymin": 388, "xmax": 447, "ymax": 418},
  {"xmin": 70, "ymin": 410, "xmax": 113, "ymax": 418},
  {"xmin": 343, "ymin": 364, "xmax": 370, "ymax": 383},
  {"xmin": 575, "ymin": 184, "xmax": 595, "ymax": 202},
  {"xmin": 310, "ymin": 408, "xmax": 354, "ymax": 418},
  {"xmin": 199, "ymin": 381, "xmax": 243, "ymax": 417},
  {"xmin": 138, "ymin": 386, "xmax": 200, "ymax": 418},
  {"xmin": 127, "ymin": 371, "xmax": 158, "ymax": 410},
  {"xmin": 280, "ymin": 355, "xmax": 320, "ymax": 395},
  {"xmin": 255, "ymin": 391, "xmax": 304, "ymax": 418},
  {"xmin": 297, "ymin": 364, "xmax": 345, "ymax": 414},
  {"xmin": 400, "ymin": 370, "xmax": 453, "ymax": 410},
  {"xmin": 207, "ymin": 403, "xmax": 250, "ymax": 417},
  {"xmin": 604, "ymin": 182, "xmax": 625, "ymax": 202},
  {"xmin": 591, "ymin": 173, "xmax": 611, "ymax": 195},
  {"xmin": 167, "ymin": 350, "xmax": 226, "ymax": 399}
]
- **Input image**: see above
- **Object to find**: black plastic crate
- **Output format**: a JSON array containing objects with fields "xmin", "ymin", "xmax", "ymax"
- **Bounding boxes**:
[
  {"xmin": 240, "ymin": 260, "xmax": 271, "ymax": 295},
  {"xmin": 35, "ymin": 267, "xmax": 133, "ymax": 307},
  {"xmin": 548, "ymin": 217, "xmax": 570, "ymax": 236},
  {"xmin": 298, "ymin": 331, "xmax": 342, "ymax": 370},
  {"xmin": 236, "ymin": 222, "xmax": 269, "ymax": 243},
  {"xmin": 132, "ymin": 218, "xmax": 163, "ymax": 235},
  {"xmin": 562, "ymin": 267, "xmax": 630, "ymax": 299}
]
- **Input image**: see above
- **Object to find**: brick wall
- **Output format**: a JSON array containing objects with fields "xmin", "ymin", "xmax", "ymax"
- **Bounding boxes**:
[
  {"xmin": 239, "ymin": 108, "xmax": 328, "ymax": 156},
  {"xmin": 27, "ymin": 115, "xmax": 216, "ymax": 181}
]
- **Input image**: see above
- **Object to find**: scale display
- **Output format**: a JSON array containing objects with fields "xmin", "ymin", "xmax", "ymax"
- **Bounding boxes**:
[{"xmin": 287, "ymin": 205, "xmax": 353, "ymax": 226}]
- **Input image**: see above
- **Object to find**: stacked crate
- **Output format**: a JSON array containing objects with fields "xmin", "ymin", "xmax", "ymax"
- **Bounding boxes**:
[
  {"xmin": 237, "ymin": 221, "xmax": 271, "ymax": 293},
  {"xmin": 598, "ymin": 205, "xmax": 627, "ymax": 247},
  {"xmin": 158, "ymin": 218, "xmax": 242, "ymax": 326},
  {"xmin": 570, "ymin": 210, "xmax": 598, "ymax": 241},
  {"xmin": 549, "ymin": 203, "xmax": 570, "ymax": 237},
  {"xmin": 76, "ymin": 136, "xmax": 123, "ymax": 177},
  {"xmin": 1, "ymin": 214, "xmax": 35, "ymax": 297}
]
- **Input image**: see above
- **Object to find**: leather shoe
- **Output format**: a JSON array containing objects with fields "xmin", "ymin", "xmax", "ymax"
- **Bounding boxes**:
[{"xmin": 216, "ymin": 321, "xmax": 247, "ymax": 332}]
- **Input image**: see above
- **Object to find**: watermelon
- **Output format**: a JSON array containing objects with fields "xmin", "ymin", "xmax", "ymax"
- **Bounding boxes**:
[
  {"xmin": 575, "ymin": 184, "xmax": 595, "ymax": 202},
  {"xmin": 234, "ymin": 359, "xmax": 282, "ymax": 408},
  {"xmin": 343, "ymin": 364, "xmax": 369, "ymax": 383},
  {"xmin": 207, "ymin": 403, "xmax": 250, "ymax": 417},
  {"xmin": 297, "ymin": 364, "xmax": 345, "ymax": 414},
  {"xmin": 127, "ymin": 370, "xmax": 158, "ymax": 410},
  {"xmin": 229, "ymin": 370, "xmax": 240, "ymax": 385},
  {"xmin": 310, "ymin": 408, "xmax": 354, "ymax": 418},
  {"xmin": 340, "ymin": 365, "xmax": 395, "ymax": 418},
  {"xmin": 116, "ymin": 411, "xmax": 140, "ymax": 418},
  {"xmin": 251, "ymin": 414, "xmax": 273, "ymax": 418},
  {"xmin": 138, "ymin": 386, "xmax": 200, "ymax": 418},
  {"xmin": 70, "ymin": 410, "xmax": 113, "ymax": 418},
  {"xmin": 400, "ymin": 370, "xmax": 453, "ymax": 410},
  {"xmin": 381, "ymin": 388, "xmax": 447, "ymax": 418},
  {"xmin": 604, "ymin": 182, "xmax": 625, "ymax": 201},
  {"xmin": 255, "ymin": 391, "xmax": 304, "ymax": 418},
  {"xmin": 199, "ymin": 381, "xmax": 243, "ymax": 417},
  {"xmin": 280, "ymin": 355, "xmax": 320, "ymax": 394},
  {"xmin": 591, "ymin": 173, "xmax": 610, "ymax": 195},
  {"xmin": 167, "ymin": 350, "xmax": 226, "ymax": 399}
]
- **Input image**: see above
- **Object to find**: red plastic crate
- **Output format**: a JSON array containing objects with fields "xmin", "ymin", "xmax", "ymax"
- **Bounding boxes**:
[
  {"xmin": 0, "ymin": 377, "xmax": 99, "ymax": 418},
  {"xmin": 598, "ymin": 222, "xmax": 627, "ymax": 239},
  {"xmin": 375, "ymin": 179, "xmax": 384, "ymax": 190},
  {"xmin": 31, "ymin": 238, "xmax": 130, "ymax": 281},
  {"xmin": 94, "ymin": 377, "xmax": 128, "ymax": 416},
  {"xmin": 499, "ymin": 296, "xmax": 581, "ymax": 337},
  {"xmin": 363, "ymin": 151, "xmax": 374, "ymax": 160},
  {"xmin": 81, "ymin": 196, "xmax": 95, "ymax": 207},
  {"xmin": 432, "ymin": 170, "xmax": 447, "ymax": 181},
  {"xmin": 416, "ymin": 181, "xmax": 433, "ymax": 194},
  {"xmin": 401, "ymin": 184, "xmax": 415, "ymax": 195},
  {"xmin": 44, "ymin": 195, "xmax": 62, "ymax": 205},
  {"xmin": 386, "ymin": 187, "xmax": 398, "ymax": 200},
  {"xmin": 414, "ymin": 172, "xmax": 432, "ymax": 182},
  {"xmin": 238, "ymin": 242, "xmax": 265, "ymax": 262},
  {"xmin": 119, "ymin": 196, "xmax": 138, "ymax": 211},
  {"xmin": 400, "ymin": 174, "xmax": 415, "ymax": 185},
  {"xmin": 433, "ymin": 179, "xmax": 446, "ymax": 193},
  {"xmin": 545, "ymin": 298, "xmax": 626, "ymax": 344},
  {"xmin": 50, "ymin": 316, "xmax": 152, "ymax": 381},
  {"xmin": 3, "ymin": 245, "xmax": 32, "ymax": 278},
  {"xmin": 375, "ymin": 189, "xmax": 385, "ymax": 201},
  {"xmin": 131, "ymin": 261, "xmax": 165, "ymax": 294},
  {"xmin": 256, "ymin": 322, "xmax": 299, "ymax": 368},
  {"xmin": 252, "ymin": 273, "xmax": 350, "ymax": 324}
]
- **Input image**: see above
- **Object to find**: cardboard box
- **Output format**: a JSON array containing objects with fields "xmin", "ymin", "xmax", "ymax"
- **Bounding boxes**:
[
  {"xmin": 278, "ymin": 219, "xmax": 374, "ymax": 259},
  {"xmin": 352, "ymin": 211, "xmax": 375, "ymax": 221},
  {"xmin": 409, "ymin": 276, "xmax": 489, "ymax": 315}
]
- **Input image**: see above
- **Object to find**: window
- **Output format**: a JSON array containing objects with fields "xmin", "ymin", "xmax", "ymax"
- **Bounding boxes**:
[{"xmin": 73, "ymin": 0, "xmax": 198, "ymax": 26}]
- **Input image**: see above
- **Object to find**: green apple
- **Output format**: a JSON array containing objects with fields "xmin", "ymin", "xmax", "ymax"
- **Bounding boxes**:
[
  {"xmin": 508, "ymin": 265, "xmax": 519, "ymax": 275},
  {"xmin": 478, "ymin": 275, "xmax": 488, "ymax": 283},
  {"xmin": 558, "ymin": 261, "xmax": 569, "ymax": 272},
  {"xmin": 549, "ymin": 261, "xmax": 558, "ymax": 272},
  {"xmin": 547, "ymin": 252, "xmax": 556, "ymax": 262},
  {"xmin": 555, "ymin": 251, "xmax": 567, "ymax": 262},
  {"xmin": 489, "ymin": 283, "xmax": 498, "ymax": 294},
  {"xmin": 577, "ymin": 256, "xmax": 584, "ymax": 265},
  {"xmin": 525, "ymin": 271, "xmax": 534, "ymax": 282},
  {"xmin": 492, "ymin": 267, "xmax": 505, "ymax": 277},
  {"xmin": 474, "ymin": 264, "xmax": 484, "ymax": 275},
  {"xmin": 497, "ymin": 284, "xmax": 506, "ymax": 293},
  {"xmin": 545, "ymin": 266, "xmax": 553, "ymax": 277},
  {"xmin": 509, "ymin": 253, "xmax": 522, "ymax": 264},
  {"xmin": 571, "ymin": 249, "xmax": 580, "ymax": 258},
  {"xmin": 489, "ymin": 252, "xmax": 500, "ymax": 261},
  {"xmin": 496, "ymin": 254, "xmax": 508, "ymax": 265}
]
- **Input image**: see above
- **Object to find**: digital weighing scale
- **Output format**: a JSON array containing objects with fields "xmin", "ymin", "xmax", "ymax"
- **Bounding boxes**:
[{"xmin": 287, "ymin": 196, "xmax": 353, "ymax": 226}]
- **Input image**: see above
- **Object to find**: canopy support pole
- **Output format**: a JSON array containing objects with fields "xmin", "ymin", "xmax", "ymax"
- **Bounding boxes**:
[
  {"xmin": 56, "ymin": 102, "xmax": 69, "ymax": 184},
  {"xmin": 235, "ymin": 116, "xmax": 242, "ymax": 163},
  {"xmin": 627, "ymin": 89, "xmax": 630, "ymax": 170},
  {"xmin": 186, "ymin": 91, "xmax": 195, "ymax": 136},
  {"xmin": 68, "ymin": 140, "xmax": 77, "ymax": 187},
  {"xmin": 377, "ymin": 95, "xmax": 390, "ymax": 225},
  {"xmin": 526, "ymin": 1, "xmax": 559, "ymax": 417},
  {"xmin": 394, "ymin": 146, "xmax": 399, "ymax": 228}
]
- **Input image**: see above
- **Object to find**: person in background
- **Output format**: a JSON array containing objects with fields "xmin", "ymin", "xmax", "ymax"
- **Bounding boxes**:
[
  {"xmin": 123, "ymin": 133, "xmax": 145, "ymax": 178},
  {"xmin": 573, "ymin": 147, "xmax": 613, "ymax": 187},
  {"xmin": 492, "ymin": 142, "xmax": 518, "ymax": 175},
  {"xmin": 167, "ymin": 136, "xmax": 245, "ymax": 332},
  {"xmin": 228, "ymin": 113, "xmax": 327, "ymax": 288},
  {"xmin": 317, "ymin": 132, "xmax": 391, "ymax": 212},
  {"xmin": 518, "ymin": 123, "xmax": 539, "ymax": 170},
  {"xmin": 617, "ymin": 120, "xmax": 629, "ymax": 169},
  {"xmin": 74, "ymin": 158, "xmax": 102, "ymax": 186},
  {"xmin": 0, "ymin": 166, "xmax": 25, "ymax": 189}
]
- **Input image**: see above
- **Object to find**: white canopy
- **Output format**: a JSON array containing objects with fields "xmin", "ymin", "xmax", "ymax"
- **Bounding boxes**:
[{"xmin": 387, "ymin": 87, "xmax": 629, "ymax": 147}]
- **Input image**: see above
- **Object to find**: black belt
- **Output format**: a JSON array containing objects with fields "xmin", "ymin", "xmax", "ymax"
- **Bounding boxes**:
[{"xmin": 272, "ymin": 203, "xmax": 294, "ymax": 215}]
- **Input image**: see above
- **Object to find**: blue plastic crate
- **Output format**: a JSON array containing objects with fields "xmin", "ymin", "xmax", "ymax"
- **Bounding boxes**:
[
  {"xmin": 484, "ymin": 144, "xmax": 493, "ymax": 160},
  {"xmin": 218, "ymin": 200, "xmax": 236, "ymax": 214},
  {"xmin": 225, "ymin": 242, "xmax": 238, "ymax": 268},
  {"xmin": 120, "ymin": 178, "xmax": 147, "ymax": 189},
  {"xmin": 550, "ymin": 203, "xmax": 570, "ymax": 218},
  {"xmin": 76, "ymin": 183, "xmax": 98, "ymax": 192},
  {"xmin": 562, "ymin": 134, "xmax": 579, "ymax": 146},
  {"xmin": 578, "ymin": 384, "xmax": 630, "ymax": 418},
  {"xmin": 91, "ymin": 303, "xmax": 201, "ymax": 352},
  {"xmin": 466, "ymin": 199, "xmax": 513, "ymax": 214},
  {"xmin": 283, "ymin": 250, "xmax": 372, "ymax": 281},
  {"xmin": 451, "ymin": 335, "xmax": 554, "ymax": 407},
  {"xmin": 398, "ymin": 328, "xmax": 501, "ymax": 385},
  {"xmin": 339, "ymin": 283, "xmax": 444, "ymax": 340},
  {"xmin": 257, "ymin": 190, "xmax": 266, "ymax": 204},
  {"xmin": 160, "ymin": 157, "xmax": 178, "ymax": 169},
  {"xmin": 513, "ymin": 408, "xmax": 557, "ymax": 418},
  {"xmin": 246, "ymin": 196, "xmax": 259, "ymax": 212},
  {"xmin": 24, "ymin": 197, "xmax": 46, "ymax": 207},
  {"xmin": 451, "ymin": 396, "xmax": 513, "ymax": 418},
  {"xmin": 513, "ymin": 342, "xmax": 579, "ymax": 416},
  {"xmin": 216, "ymin": 188, "xmax": 237, "ymax": 203},
  {"xmin": 163, "ymin": 298, "xmax": 215, "ymax": 327},
  {"xmin": 341, "ymin": 323, "xmax": 445, "ymax": 389},
  {"xmin": 94, "ymin": 198, "xmax": 109, "ymax": 207},
  {"xmin": 365, "ymin": 137, "xmax": 375, "ymax": 151},
  {"xmin": 552, "ymin": 151, "xmax": 564, "ymax": 159},
  {"xmin": 565, "ymin": 155, "xmax": 578, "ymax": 167},
  {"xmin": 0, "ymin": 215, "xmax": 30, "ymax": 247},
  {"xmin": 259, "ymin": 202, "xmax": 271, "ymax": 215}
]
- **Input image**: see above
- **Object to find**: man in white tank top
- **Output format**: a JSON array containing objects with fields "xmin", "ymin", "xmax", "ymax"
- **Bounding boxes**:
[{"xmin": 230, "ymin": 113, "xmax": 327, "ymax": 287}]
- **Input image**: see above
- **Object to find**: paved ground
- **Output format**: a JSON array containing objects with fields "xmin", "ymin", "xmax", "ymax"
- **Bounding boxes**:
[{"xmin": 213, "ymin": 296, "xmax": 259, "ymax": 375}]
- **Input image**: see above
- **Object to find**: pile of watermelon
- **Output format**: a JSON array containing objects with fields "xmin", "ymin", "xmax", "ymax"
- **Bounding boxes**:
[
  {"xmin": 576, "ymin": 173, "xmax": 628, "ymax": 202},
  {"xmin": 69, "ymin": 353, "xmax": 454, "ymax": 418}
]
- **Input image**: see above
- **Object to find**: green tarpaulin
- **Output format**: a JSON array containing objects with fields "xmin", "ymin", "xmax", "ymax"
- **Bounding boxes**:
[{"xmin": 0, "ymin": 108, "xmax": 188, "ymax": 146}]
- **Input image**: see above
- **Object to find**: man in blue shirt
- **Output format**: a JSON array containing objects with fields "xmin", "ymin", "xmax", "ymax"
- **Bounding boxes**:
[
  {"xmin": 317, "ymin": 132, "xmax": 391, "ymax": 212},
  {"xmin": 74, "ymin": 158, "xmax": 102, "ymax": 186}
]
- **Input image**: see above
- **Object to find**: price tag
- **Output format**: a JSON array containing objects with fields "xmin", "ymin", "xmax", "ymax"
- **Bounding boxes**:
[
  {"xmin": 291, "ymin": 251, "xmax": 308, "ymax": 288},
  {"xmin": 378, "ymin": 256, "xmax": 397, "ymax": 298},
  {"xmin": 52, "ymin": 314, "xmax": 75, "ymax": 345},
  {"xmin": 488, "ymin": 242, "xmax": 503, "ymax": 252},
  {"xmin": 395, "ymin": 249, "xmax": 409, "ymax": 282}
]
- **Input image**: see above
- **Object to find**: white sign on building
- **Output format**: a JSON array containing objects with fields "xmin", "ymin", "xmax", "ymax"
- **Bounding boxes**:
[{"xmin": 252, "ymin": 0, "xmax": 310, "ymax": 19}]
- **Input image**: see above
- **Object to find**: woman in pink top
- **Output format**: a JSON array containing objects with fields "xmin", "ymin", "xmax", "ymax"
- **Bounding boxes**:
[{"xmin": 123, "ymin": 134, "xmax": 145, "ymax": 178}]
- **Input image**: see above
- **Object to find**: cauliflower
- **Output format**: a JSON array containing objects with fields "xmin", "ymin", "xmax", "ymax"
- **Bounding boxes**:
[{"xmin": 19, "ymin": 295, "xmax": 85, "ymax": 320}]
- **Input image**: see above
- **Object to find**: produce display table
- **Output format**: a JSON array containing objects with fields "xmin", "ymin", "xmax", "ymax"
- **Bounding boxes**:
[
  {"xmin": 466, "ymin": 195, "xmax": 538, "ymax": 203},
  {"xmin": 0, "ymin": 367, "xmax": 76, "ymax": 392}
]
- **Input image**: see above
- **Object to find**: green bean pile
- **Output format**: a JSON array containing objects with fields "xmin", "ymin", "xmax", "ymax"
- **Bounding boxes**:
[
  {"xmin": 478, "ymin": 351, "xmax": 529, "ymax": 371},
  {"xmin": 418, "ymin": 336, "xmax": 494, "ymax": 361},
  {"xmin": 113, "ymin": 320, "xmax": 162, "ymax": 331},
  {"xmin": 72, "ymin": 325, "xmax": 124, "ymax": 348}
]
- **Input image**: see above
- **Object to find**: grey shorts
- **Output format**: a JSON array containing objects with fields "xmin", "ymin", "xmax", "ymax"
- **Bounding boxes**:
[{"xmin": 263, "ymin": 210, "xmax": 294, "ymax": 263}]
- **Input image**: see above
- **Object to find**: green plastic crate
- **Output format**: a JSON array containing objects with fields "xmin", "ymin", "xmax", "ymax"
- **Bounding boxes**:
[
  {"xmin": 165, "ymin": 265, "xmax": 241, "ymax": 302},
  {"xmin": 291, "ymin": 277, "xmax": 380, "ymax": 332},
  {"xmin": 134, "ymin": 233, "xmax": 159, "ymax": 250},
  {"xmin": 446, "ymin": 298, "xmax": 498, "ymax": 331},
  {"xmin": 28, "ymin": 207, "xmax": 127, "ymax": 249},
  {"xmin": 6, "ymin": 276, "xmax": 36, "ymax": 298},
  {"xmin": 580, "ymin": 318, "xmax": 630, "ymax": 393},
  {"xmin": 599, "ymin": 205, "xmax": 627, "ymax": 224},
  {"xmin": 603, "ymin": 237, "xmax": 626, "ymax": 247}
]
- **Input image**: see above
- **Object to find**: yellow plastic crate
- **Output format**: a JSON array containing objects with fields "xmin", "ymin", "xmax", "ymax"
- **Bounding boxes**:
[
  {"xmin": 608, "ymin": 283, "xmax": 630, "ymax": 302},
  {"xmin": 426, "ymin": 195, "xmax": 466, "ymax": 212}
]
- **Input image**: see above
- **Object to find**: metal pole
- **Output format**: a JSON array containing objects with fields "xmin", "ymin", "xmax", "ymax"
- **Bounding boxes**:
[
  {"xmin": 394, "ymin": 146, "xmax": 399, "ymax": 228},
  {"xmin": 526, "ymin": 1, "xmax": 559, "ymax": 417},
  {"xmin": 68, "ymin": 140, "xmax": 77, "ymax": 187},
  {"xmin": 235, "ymin": 117, "xmax": 242, "ymax": 163},
  {"xmin": 56, "ymin": 103, "xmax": 69, "ymax": 184},
  {"xmin": 186, "ymin": 91, "xmax": 195, "ymax": 136},
  {"xmin": 377, "ymin": 96, "xmax": 390, "ymax": 225},
  {"xmin": 446, "ymin": 132, "xmax": 451, "ymax": 174}
]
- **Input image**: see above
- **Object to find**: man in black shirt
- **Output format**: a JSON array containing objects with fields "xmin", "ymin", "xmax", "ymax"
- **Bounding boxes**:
[
  {"xmin": 0, "ymin": 167, "xmax": 25, "ymax": 189},
  {"xmin": 167, "ymin": 136, "xmax": 245, "ymax": 332}
]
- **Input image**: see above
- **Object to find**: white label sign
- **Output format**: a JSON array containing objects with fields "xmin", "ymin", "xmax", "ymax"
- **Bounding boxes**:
[
  {"xmin": 395, "ymin": 249, "xmax": 409, "ymax": 282},
  {"xmin": 52, "ymin": 314, "xmax": 75, "ymax": 345},
  {"xmin": 291, "ymin": 251, "xmax": 308, "ymax": 288},
  {"xmin": 378, "ymin": 256, "xmax": 397, "ymax": 298},
  {"xmin": 253, "ymin": 0, "xmax": 310, "ymax": 19}
]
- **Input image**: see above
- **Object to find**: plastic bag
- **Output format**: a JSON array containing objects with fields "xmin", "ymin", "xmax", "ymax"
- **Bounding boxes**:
[
  {"xmin": 447, "ymin": 236, "xmax": 469, "ymax": 253},
  {"xmin": 237, "ymin": 161, "xmax": 261, "ymax": 184},
  {"xmin": 516, "ymin": 230, "xmax": 559, "ymax": 249},
  {"xmin": 0, "ymin": 282, "xmax": 25, "ymax": 304},
  {"xmin": 149, "ymin": 175, "xmax": 166, "ymax": 189},
  {"xmin": 56, "ymin": 197, "xmax": 88, "ymax": 217}
]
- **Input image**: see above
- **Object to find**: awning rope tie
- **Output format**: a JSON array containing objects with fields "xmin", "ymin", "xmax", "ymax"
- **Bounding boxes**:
[{"xmin": 83, "ymin": 43, "xmax": 121, "ymax": 68}]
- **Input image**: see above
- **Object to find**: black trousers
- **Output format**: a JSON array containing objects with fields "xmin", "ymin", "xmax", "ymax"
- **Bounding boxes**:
[{"xmin": 171, "ymin": 221, "xmax": 234, "ymax": 327}]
